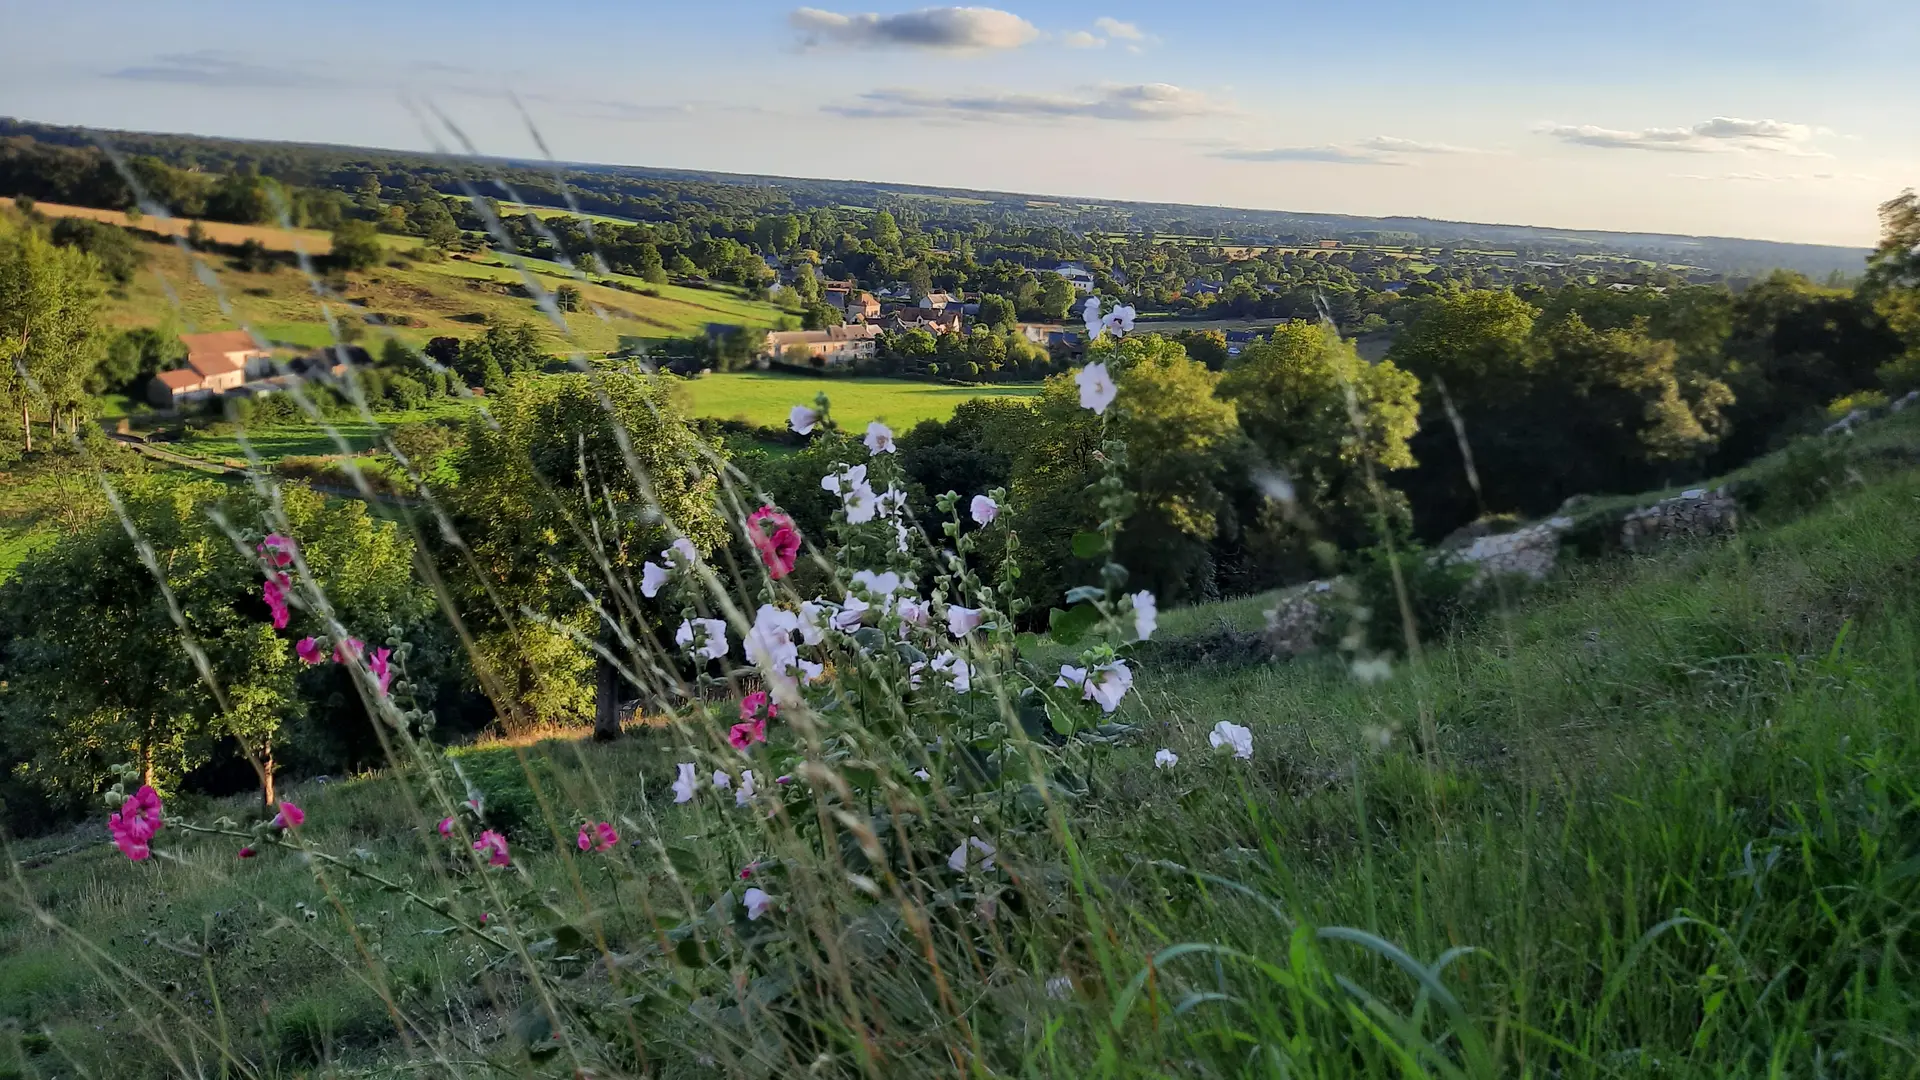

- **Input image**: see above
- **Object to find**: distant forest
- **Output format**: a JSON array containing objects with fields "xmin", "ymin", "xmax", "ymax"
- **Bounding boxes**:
[{"xmin": 0, "ymin": 116, "xmax": 1869, "ymax": 278}]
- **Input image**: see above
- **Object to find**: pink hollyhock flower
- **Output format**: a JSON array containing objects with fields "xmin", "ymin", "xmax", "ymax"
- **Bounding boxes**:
[
  {"xmin": 473, "ymin": 829, "xmax": 511, "ymax": 867},
  {"xmin": 437, "ymin": 816, "xmax": 454, "ymax": 837},
  {"xmin": 238, "ymin": 846, "xmax": 257, "ymax": 859},
  {"xmin": 478, "ymin": 912, "xmax": 490, "ymax": 926},
  {"xmin": 335, "ymin": 637, "xmax": 364, "ymax": 665},
  {"xmin": 108, "ymin": 815, "xmax": 151, "ymax": 861},
  {"xmin": 593, "ymin": 821, "xmax": 618, "ymax": 850},
  {"xmin": 739, "ymin": 862, "xmax": 759, "ymax": 879},
  {"xmin": 747, "ymin": 507, "xmax": 802, "ymax": 580},
  {"xmin": 576, "ymin": 826, "xmax": 592, "ymax": 851},
  {"xmin": 120, "ymin": 785, "xmax": 164, "ymax": 840},
  {"xmin": 969, "ymin": 494, "xmax": 999, "ymax": 525},
  {"xmin": 262, "ymin": 573, "xmax": 291, "ymax": 630},
  {"xmin": 739, "ymin": 691, "xmax": 777, "ymax": 723},
  {"xmin": 368, "ymin": 647, "xmax": 394, "ymax": 696},
  {"xmin": 257, "ymin": 534, "xmax": 296, "ymax": 568},
  {"xmin": 295, "ymin": 637, "xmax": 325, "ymax": 665},
  {"xmin": 728, "ymin": 717, "xmax": 767, "ymax": 751},
  {"xmin": 271, "ymin": 801, "xmax": 305, "ymax": 829}
]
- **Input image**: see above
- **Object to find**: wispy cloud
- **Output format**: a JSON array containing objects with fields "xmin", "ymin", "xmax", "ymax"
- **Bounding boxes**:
[
  {"xmin": 1357, "ymin": 135, "xmax": 1484, "ymax": 155},
  {"xmin": 825, "ymin": 82, "xmax": 1228, "ymax": 122},
  {"xmin": 1093, "ymin": 17, "xmax": 1144, "ymax": 40},
  {"xmin": 1060, "ymin": 15, "xmax": 1150, "ymax": 51},
  {"xmin": 789, "ymin": 6, "xmax": 1039, "ymax": 50},
  {"xmin": 1546, "ymin": 117, "xmax": 1826, "ymax": 156},
  {"xmin": 1674, "ymin": 169, "xmax": 1877, "ymax": 183},
  {"xmin": 1212, "ymin": 144, "xmax": 1407, "ymax": 166},
  {"xmin": 107, "ymin": 50, "xmax": 331, "ymax": 88},
  {"xmin": 1062, "ymin": 30, "xmax": 1104, "ymax": 48}
]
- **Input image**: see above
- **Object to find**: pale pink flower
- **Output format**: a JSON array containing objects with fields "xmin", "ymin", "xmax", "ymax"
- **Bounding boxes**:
[
  {"xmin": 473, "ymin": 829, "xmax": 511, "ymax": 867},
  {"xmin": 946, "ymin": 606, "xmax": 985, "ymax": 638},
  {"xmin": 641, "ymin": 561, "xmax": 669, "ymax": 598},
  {"xmin": 743, "ymin": 887, "xmax": 774, "ymax": 921},
  {"xmin": 1082, "ymin": 295, "xmax": 1104, "ymax": 339},
  {"xmin": 969, "ymin": 494, "xmax": 999, "ymax": 525},
  {"xmin": 864, "ymin": 421, "xmax": 896, "ymax": 455},
  {"xmin": 675, "ymin": 618, "xmax": 729, "ymax": 662},
  {"xmin": 789, "ymin": 404, "xmax": 820, "ymax": 435},
  {"xmin": 842, "ymin": 482, "xmax": 880, "ymax": 524},
  {"xmin": 1102, "ymin": 304, "xmax": 1136, "ymax": 337},
  {"xmin": 712, "ymin": 770, "xmax": 732, "ymax": 791},
  {"xmin": 1083, "ymin": 660, "xmax": 1133, "ymax": 714},
  {"xmin": 1076, "ymin": 362, "xmax": 1117, "ymax": 415},
  {"xmin": 1131, "ymin": 590, "xmax": 1158, "ymax": 642},
  {"xmin": 820, "ymin": 463, "xmax": 868, "ymax": 496},
  {"xmin": 947, "ymin": 836, "xmax": 997, "ymax": 872},
  {"xmin": 851, "ymin": 569, "xmax": 903, "ymax": 596},
  {"xmin": 1154, "ymin": 748, "xmax": 1179, "ymax": 769},
  {"xmin": 735, "ymin": 770, "xmax": 758, "ymax": 807}
]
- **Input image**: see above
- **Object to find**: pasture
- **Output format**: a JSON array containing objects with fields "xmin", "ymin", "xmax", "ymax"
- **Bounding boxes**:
[{"xmin": 670, "ymin": 372, "xmax": 1042, "ymax": 429}]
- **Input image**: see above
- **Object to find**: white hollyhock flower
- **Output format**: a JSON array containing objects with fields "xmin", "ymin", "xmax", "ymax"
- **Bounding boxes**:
[
  {"xmin": 947, "ymin": 835, "xmax": 997, "ymax": 872},
  {"xmin": 789, "ymin": 404, "xmax": 819, "ymax": 435},
  {"xmin": 798, "ymin": 600, "xmax": 829, "ymax": 644},
  {"xmin": 662, "ymin": 537, "xmax": 698, "ymax": 568},
  {"xmin": 913, "ymin": 768, "xmax": 931, "ymax": 781},
  {"xmin": 675, "ymin": 618, "xmax": 729, "ymax": 662},
  {"xmin": 1102, "ymin": 304, "xmax": 1136, "ymax": 337},
  {"xmin": 820, "ymin": 463, "xmax": 867, "ymax": 495},
  {"xmin": 672, "ymin": 762, "xmax": 699, "ymax": 803},
  {"xmin": 843, "ymin": 482, "xmax": 880, "ymax": 524},
  {"xmin": 1154, "ymin": 748, "xmax": 1178, "ymax": 769},
  {"xmin": 1209, "ymin": 720, "xmax": 1254, "ymax": 760},
  {"xmin": 1082, "ymin": 295, "xmax": 1103, "ymax": 339},
  {"xmin": 877, "ymin": 485, "xmax": 909, "ymax": 517},
  {"xmin": 896, "ymin": 596, "xmax": 930, "ymax": 628},
  {"xmin": 946, "ymin": 606, "xmax": 984, "ymax": 638},
  {"xmin": 735, "ymin": 769, "xmax": 757, "ymax": 806},
  {"xmin": 1055, "ymin": 664, "xmax": 1088, "ymax": 689},
  {"xmin": 745, "ymin": 604, "xmax": 801, "ymax": 676},
  {"xmin": 864, "ymin": 421, "xmax": 896, "ymax": 455},
  {"xmin": 831, "ymin": 594, "xmax": 869, "ymax": 631},
  {"xmin": 969, "ymin": 494, "xmax": 999, "ymax": 525},
  {"xmin": 797, "ymin": 658, "xmax": 825, "ymax": 683},
  {"xmin": 743, "ymin": 886, "xmax": 774, "ymax": 920},
  {"xmin": 711, "ymin": 770, "xmax": 732, "ymax": 790},
  {"xmin": 641, "ymin": 561, "xmax": 669, "ymax": 598},
  {"xmin": 852, "ymin": 569, "xmax": 903, "ymax": 596},
  {"xmin": 1076, "ymin": 362, "xmax": 1117, "ymax": 415},
  {"xmin": 930, "ymin": 650, "xmax": 973, "ymax": 693},
  {"xmin": 1082, "ymin": 660, "xmax": 1133, "ymax": 714},
  {"xmin": 1131, "ymin": 590, "xmax": 1157, "ymax": 642}
]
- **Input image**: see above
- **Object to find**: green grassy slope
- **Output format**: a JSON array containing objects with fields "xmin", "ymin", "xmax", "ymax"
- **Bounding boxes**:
[
  {"xmin": 672, "ymin": 372, "xmax": 1043, "ymax": 429},
  {"xmin": 6, "ymin": 418, "xmax": 1920, "ymax": 1074}
]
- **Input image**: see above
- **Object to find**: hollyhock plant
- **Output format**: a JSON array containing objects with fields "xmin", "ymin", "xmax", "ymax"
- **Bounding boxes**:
[
  {"xmin": 739, "ymin": 690, "xmax": 777, "ymax": 723},
  {"xmin": 271, "ymin": 801, "xmax": 305, "ymax": 829},
  {"xmin": 1154, "ymin": 748, "xmax": 1179, "ymax": 769},
  {"xmin": 842, "ymin": 482, "xmax": 880, "ymax": 524},
  {"xmin": 789, "ymin": 404, "xmax": 820, "ymax": 435},
  {"xmin": 821, "ymin": 463, "xmax": 868, "ymax": 496},
  {"xmin": 728, "ymin": 716, "xmax": 767, "ymax": 751},
  {"xmin": 368, "ymin": 647, "xmax": 394, "ymax": 696},
  {"xmin": 712, "ymin": 770, "xmax": 732, "ymax": 791},
  {"xmin": 1076, "ymin": 362, "xmax": 1118, "ymax": 415},
  {"xmin": 238, "ymin": 846, "xmax": 257, "ymax": 859},
  {"xmin": 578, "ymin": 822, "xmax": 618, "ymax": 852},
  {"xmin": 675, "ymin": 618, "xmax": 730, "ymax": 662},
  {"xmin": 335, "ymin": 637, "xmax": 365, "ymax": 665},
  {"xmin": 743, "ymin": 886, "xmax": 774, "ymax": 921},
  {"xmin": 473, "ymin": 830, "xmax": 511, "ymax": 867},
  {"xmin": 1083, "ymin": 295, "xmax": 1104, "ymax": 339},
  {"xmin": 969, "ymin": 494, "xmax": 999, "ymax": 525},
  {"xmin": 735, "ymin": 770, "xmax": 758, "ymax": 807},
  {"xmin": 747, "ymin": 507, "xmax": 802, "ymax": 579},
  {"xmin": 438, "ymin": 816, "xmax": 455, "ymax": 836},
  {"xmin": 672, "ymin": 762, "xmax": 699, "ymax": 804},
  {"xmin": 1132, "ymin": 590, "xmax": 1158, "ymax": 642},
  {"xmin": 946, "ymin": 606, "xmax": 984, "ymax": 638},
  {"xmin": 864, "ymin": 421, "xmax": 896, "ymax": 455},
  {"xmin": 947, "ymin": 836, "xmax": 997, "ymax": 872},
  {"xmin": 1101, "ymin": 304, "xmax": 1136, "ymax": 337},
  {"xmin": 295, "ymin": 637, "xmax": 325, "ymax": 665}
]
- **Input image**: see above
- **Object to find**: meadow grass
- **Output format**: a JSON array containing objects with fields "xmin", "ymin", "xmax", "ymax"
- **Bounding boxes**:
[
  {"xmin": 672, "ymin": 372, "xmax": 1043, "ymax": 430},
  {"xmin": 5, "ymin": 432, "xmax": 1919, "ymax": 1077}
]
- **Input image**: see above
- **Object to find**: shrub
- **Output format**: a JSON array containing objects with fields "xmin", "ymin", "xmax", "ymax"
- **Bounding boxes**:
[{"xmin": 1345, "ymin": 540, "xmax": 1484, "ymax": 652}]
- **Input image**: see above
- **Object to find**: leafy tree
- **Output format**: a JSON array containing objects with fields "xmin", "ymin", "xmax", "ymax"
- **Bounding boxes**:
[
  {"xmin": 789, "ymin": 262, "xmax": 821, "ymax": 306},
  {"xmin": 205, "ymin": 169, "xmax": 274, "ymax": 225},
  {"xmin": 0, "ymin": 227, "xmax": 104, "ymax": 450},
  {"xmin": 976, "ymin": 293, "xmax": 1016, "ymax": 332},
  {"xmin": 870, "ymin": 210, "xmax": 902, "ymax": 253},
  {"xmin": 1865, "ymin": 190, "xmax": 1920, "ymax": 388},
  {"xmin": 631, "ymin": 241, "xmax": 667, "ymax": 284},
  {"xmin": 95, "ymin": 326, "xmax": 186, "ymax": 395},
  {"xmin": 803, "ymin": 302, "xmax": 844, "ymax": 330},
  {"xmin": 1220, "ymin": 323, "xmax": 1420, "ymax": 572},
  {"xmin": 48, "ymin": 217, "xmax": 144, "ymax": 285},
  {"xmin": 1174, "ymin": 328, "xmax": 1230, "ymax": 370},
  {"xmin": 1033, "ymin": 273, "xmax": 1075, "ymax": 320},
  {"xmin": 554, "ymin": 284, "xmax": 582, "ymax": 313},
  {"xmin": 1010, "ymin": 335, "xmax": 1241, "ymax": 608},
  {"xmin": 330, "ymin": 218, "xmax": 384, "ymax": 272},
  {"xmin": 444, "ymin": 372, "xmax": 728, "ymax": 736},
  {"xmin": 892, "ymin": 328, "xmax": 936, "ymax": 360}
]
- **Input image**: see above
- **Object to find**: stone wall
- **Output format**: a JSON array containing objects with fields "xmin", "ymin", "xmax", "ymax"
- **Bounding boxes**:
[
  {"xmin": 1618, "ymin": 487, "xmax": 1739, "ymax": 552},
  {"xmin": 1445, "ymin": 515, "xmax": 1574, "ymax": 583}
]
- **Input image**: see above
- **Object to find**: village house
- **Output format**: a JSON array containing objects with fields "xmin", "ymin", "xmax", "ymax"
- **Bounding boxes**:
[
  {"xmin": 918, "ymin": 290, "xmax": 958, "ymax": 311},
  {"xmin": 1052, "ymin": 262, "xmax": 1096, "ymax": 293},
  {"xmin": 761, "ymin": 324, "xmax": 883, "ymax": 366},
  {"xmin": 147, "ymin": 330, "xmax": 277, "ymax": 408}
]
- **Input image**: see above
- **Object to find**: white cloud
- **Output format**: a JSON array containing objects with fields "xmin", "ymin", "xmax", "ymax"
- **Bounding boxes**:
[
  {"xmin": 1547, "ymin": 117, "xmax": 1826, "ymax": 155},
  {"xmin": 790, "ymin": 6, "xmax": 1039, "ymax": 50},
  {"xmin": 1357, "ymin": 135, "xmax": 1483, "ymax": 155},
  {"xmin": 1062, "ymin": 29, "xmax": 1104, "ymax": 48},
  {"xmin": 1093, "ymin": 16, "xmax": 1144, "ymax": 40},
  {"xmin": 826, "ymin": 82, "xmax": 1227, "ymax": 122},
  {"xmin": 1674, "ymin": 170, "xmax": 1877, "ymax": 183},
  {"xmin": 1212, "ymin": 144, "xmax": 1406, "ymax": 166}
]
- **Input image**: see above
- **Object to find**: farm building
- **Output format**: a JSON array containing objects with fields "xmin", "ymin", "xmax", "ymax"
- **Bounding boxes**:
[{"xmin": 761, "ymin": 324, "xmax": 883, "ymax": 366}]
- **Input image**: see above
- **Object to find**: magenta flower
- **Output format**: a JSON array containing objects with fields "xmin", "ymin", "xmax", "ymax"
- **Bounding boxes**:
[
  {"xmin": 437, "ymin": 816, "xmax": 454, "ymax": 837},
  {"xmin": 271, "ymin": 801, "xmax": 305, "ymax": 829},
  {"xmin": 748, "ymin": 506, "xmax": 802, "ymax": 580},
  {"xmin": 238, "ymin": 846, "xmax": 257, "ymax": 859},
  {"xmin": 107, "ymin": 785, "xmax": 163, "ymax": 862},
  {"xmin": 334, "ymin": 637, "xmax": 364, "ymax": 665},
  {"xmin": 739, "ymin": 690, "xmax": 777, "ymax": 723},
  {"xmin": 473, "ymin": 829, "xmax": 511, "ymax": 867},
  {"xmin": 577, "ymin": 821, "xmax": 619, "ymax": 853},
  {"xmin": 257, "ymin": 534, "xmax": 296, "ymax": 568},
  {"xmin": 368, "ymin": 647, "xmax": 394, "ymax": 696},
  {"xmin": 108, "ymin": 815, "xmax": 152, "ymax": 861},
  {"xmin": 728, "ymin": 716, "xmax": 767, "ymax": 752},
  {"xmin": 295, "ymin": 637, "xmax": 325, "ymax": 665},
  {"xmin": 262, "ymin": 572, "xmax": 291, "ymax": 630}
]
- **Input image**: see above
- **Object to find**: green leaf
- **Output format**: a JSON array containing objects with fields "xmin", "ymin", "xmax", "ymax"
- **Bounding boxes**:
[
  {"xmin": 1049, "ymin": 603, "xmax": 1100, "ymax": 645},
  {"xmin": 1071, "ymin": 531, "xmax": 1107, "ymax": 559},
  {"xmin": 1064, "ymin": 585, "xmax": 1105, "ymax": 604},
  {"xmin": 664, "ymin": 845, "xmax": 702, "ymax": 878},
  {"xmin": 672, "ymin": 936, "xmax": 708, "ymax": 967}
]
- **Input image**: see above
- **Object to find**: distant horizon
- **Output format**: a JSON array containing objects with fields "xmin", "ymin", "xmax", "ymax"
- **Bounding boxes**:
[
  {"xmin": 2, "ymin": 0, "xmax": 1909, "ymax": 248},
  {"xmin": 5, "ymin": 115, "xmax": 1880, "ymax": 255}
]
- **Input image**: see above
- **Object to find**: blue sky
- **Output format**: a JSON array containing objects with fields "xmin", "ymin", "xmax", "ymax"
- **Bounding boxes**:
[{"xmin": 1, "ymin": 0, "xmax": 1914, "ymax": 245}]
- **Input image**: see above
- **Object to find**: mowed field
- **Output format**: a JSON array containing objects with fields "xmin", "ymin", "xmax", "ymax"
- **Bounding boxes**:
[
  {"xmin": 92, "ymin": 230, "xmax": 794, "ymax": 355},
  {"xmin": 22, "ymin": 200, "xmax": 365, "ymax": 255},
  {"xmin": 672, "ymin": 372, "xmax": 1042, "ymax": 429}
]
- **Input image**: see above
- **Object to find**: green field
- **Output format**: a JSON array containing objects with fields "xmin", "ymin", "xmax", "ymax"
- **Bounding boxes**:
[
  {"xmin": 167, "ymin": 400, "xmax": 476, "ymax": 464},
  {"xmin": 671, "ymin": 372, "xmax": 1042, "ymax": 429}
]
